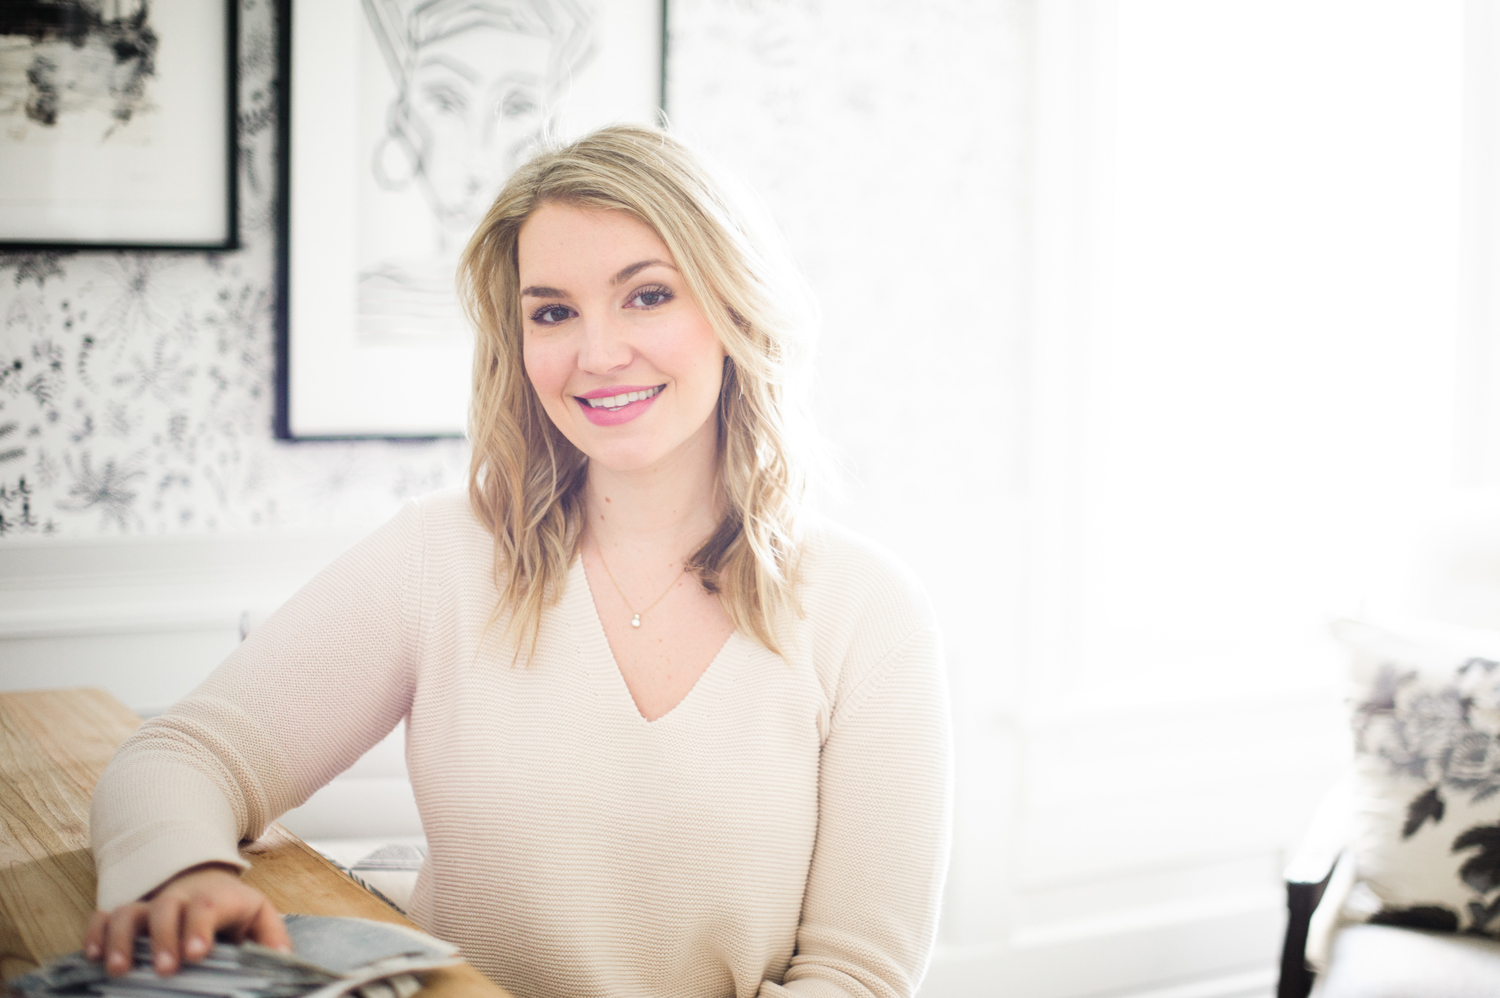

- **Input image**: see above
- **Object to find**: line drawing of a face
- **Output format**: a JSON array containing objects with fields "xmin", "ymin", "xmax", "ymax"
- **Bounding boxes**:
[{"xmin": 363, "ymin": 0, "xmax": 594, "ymax": 233}]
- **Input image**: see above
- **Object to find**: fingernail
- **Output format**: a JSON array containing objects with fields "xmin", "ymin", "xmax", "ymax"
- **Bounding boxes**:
[
  {"xmin": 185, "ymin": 937, "xmax": 206, "ymax": 958},
  {"xmin": 84, "ymin": 942, "xmax": 100, "ymax": 959},
  {"xmin": 276, "ymin": 943, "xmax": 293, "ymax": 953},
  {"xmin": 107, "ymin": 951, "xmax": 127, "ymax": 972},
  {"xmin": 155, "ymin": 951, "xmax": 173, "ymax": 973}
]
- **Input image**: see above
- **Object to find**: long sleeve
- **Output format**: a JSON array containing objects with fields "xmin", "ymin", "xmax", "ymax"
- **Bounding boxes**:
[
  {"xmin": 763, "ymin": 624, "xmax": 954, "ymax": 998},
  {"xmin": 90, "ymin": 500, "xmax": 424, "ymax": 910}
]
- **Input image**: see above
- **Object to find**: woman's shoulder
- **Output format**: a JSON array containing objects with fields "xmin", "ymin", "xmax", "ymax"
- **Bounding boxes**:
[
  {"xmin": 406, "ymin": 485, "xmax": 482, "ymax": 528},
  {"xmin": 365, "ymin": 486, "xmax": 491, "ymax": 571},
  {"xmin": 786, "ymin": 518, "xmax": 940, "ymax": 695},
  {"xmin": 796, "ymin": 517, "xmax": 933, "ymax": 623}
]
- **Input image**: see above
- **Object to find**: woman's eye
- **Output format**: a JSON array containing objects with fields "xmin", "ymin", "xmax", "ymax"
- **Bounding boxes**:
[
  {"xmin": 630, "ymin": 287, "xmax": 672, "ymax": 309},
  {"xmin": 531, "ymin": 305, "xmax": 574, "ymax": 325}
]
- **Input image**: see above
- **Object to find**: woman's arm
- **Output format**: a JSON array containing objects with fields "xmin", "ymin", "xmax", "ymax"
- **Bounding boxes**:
[
  {"xmin": 88, "ymin": 499, "xmax": 426, "ymax": 958},
  {"xmin": 767, "ymin": 624, "xmax": 954, "ymax": 998}
]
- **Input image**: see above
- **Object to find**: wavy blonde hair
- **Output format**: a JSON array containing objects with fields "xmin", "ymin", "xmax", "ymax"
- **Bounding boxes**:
[{"xmin": 458, "ymin": 124, "xmax": 818, "ymax": 656}]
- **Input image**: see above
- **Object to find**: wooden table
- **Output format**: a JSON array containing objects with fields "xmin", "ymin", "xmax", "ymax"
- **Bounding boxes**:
[{"xmin": 0, "ymin": 689, "xmax": 510, "ymax": 998}]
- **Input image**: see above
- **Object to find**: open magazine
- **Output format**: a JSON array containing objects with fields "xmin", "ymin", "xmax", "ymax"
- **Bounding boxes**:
[{"xmin": 9, "ymin": 916, "xmax": 462, "ymax": 998}]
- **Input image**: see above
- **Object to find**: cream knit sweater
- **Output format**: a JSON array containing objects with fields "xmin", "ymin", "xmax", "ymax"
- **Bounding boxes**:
[{"xmin": 90, "ymin": 489, "xmax": 952, "ymax": 998}]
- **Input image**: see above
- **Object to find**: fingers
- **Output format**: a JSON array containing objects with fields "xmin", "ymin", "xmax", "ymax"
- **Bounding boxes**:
[
  {"xmin": 147, "ymin": 893, "xmax": 185, "ymax": 974},
  {"xmin": 249, "ymin": 901, "xmax": 292, "ymax": 952},
  {"xmin": 181, "ymin": 898, "xmax": 218, "ymax": 964},
  {"xmin": 104, "ymin": 903, "xmax": 149, "ymax": 976},
  {"xmin": 89, "ymin": 867, "xmax": 288, "ymax": 977},
  {"xmin": 84, "ymin": 909, "xmax": 109, "ymax": 961}
]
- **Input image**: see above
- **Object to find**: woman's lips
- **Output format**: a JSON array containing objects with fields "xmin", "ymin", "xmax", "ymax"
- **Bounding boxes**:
[{"xmin": 575, "ymin": 384, "xmax": 665, "ymax": 426}]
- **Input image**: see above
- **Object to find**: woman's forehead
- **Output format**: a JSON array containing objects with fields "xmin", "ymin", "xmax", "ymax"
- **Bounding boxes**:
[{"xmin": 518, "ymin": 205, "xmax": 675, "ymax": 283}]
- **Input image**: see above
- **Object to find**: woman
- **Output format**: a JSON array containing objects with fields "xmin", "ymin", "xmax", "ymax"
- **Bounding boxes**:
[{"xmin": 87, "ymin": 125, "xmax": 952, "ymax": 998}]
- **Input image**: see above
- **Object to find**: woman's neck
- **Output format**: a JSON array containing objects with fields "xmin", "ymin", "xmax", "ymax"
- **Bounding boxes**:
[{"xmin": 583, "ymin": 431, "xmax": 720, "ymax": 561}]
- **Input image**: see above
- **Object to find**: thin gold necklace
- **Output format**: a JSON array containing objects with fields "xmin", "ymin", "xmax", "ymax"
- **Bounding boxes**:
[{"xmin": 594, "ymin": 541, "xmax": 685, "ymax": 629}]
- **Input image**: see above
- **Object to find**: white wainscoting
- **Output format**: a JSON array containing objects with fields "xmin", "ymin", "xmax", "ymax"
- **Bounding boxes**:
[
  {"xmin": 923, "ymin": 686, "xmax": 1344, "ymax": 998},
  {"xmin": 0, "ymin": 529, "xmax": 361, "ymax": 713},
  {"xmin": 0, "ymin": 527, "xmax": 422, "ymax": 843}
]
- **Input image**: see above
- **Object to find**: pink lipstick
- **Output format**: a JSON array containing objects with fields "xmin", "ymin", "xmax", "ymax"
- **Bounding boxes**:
[{"xmin": 575, "ymin": 384, "xmax": 665, "ymax": 426}]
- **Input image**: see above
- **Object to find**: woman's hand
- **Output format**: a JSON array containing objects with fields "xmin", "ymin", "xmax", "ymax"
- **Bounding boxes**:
[{"xmin": 84, "ymin": 864, "xmax": 292, "ymax": 976}]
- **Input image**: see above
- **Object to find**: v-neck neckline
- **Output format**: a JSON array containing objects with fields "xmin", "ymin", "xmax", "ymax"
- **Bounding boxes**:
[{"xmin": 566, "ymin": 556, "xmax": 741, "ymax": 726}]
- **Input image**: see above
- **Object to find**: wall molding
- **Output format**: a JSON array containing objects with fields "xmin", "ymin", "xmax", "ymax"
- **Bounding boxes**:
[
  {"xmin": 927, "ymin": 895, "xmax": 1280, "ymax": 998},
  {"xmin": 0, "ymin": 529, "xmax": 364, "ymax": 714},
  {"xmin": 0, "ymin": 601, "xmax": 244, "ymax": 640},
  {"xmin": 0, "ymin": 528, "xmax": 364, "ymax": 635}
]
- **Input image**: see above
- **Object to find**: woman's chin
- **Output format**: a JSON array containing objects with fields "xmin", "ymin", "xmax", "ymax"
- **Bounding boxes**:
[
  {"xmin": 581, "ymin": 446, "xmax": 678, "ymax": 476},
  {"xmin": 551, "ymin": 405, "xmax": 721, "ymax": 479},
  {"xmin": 575, "ymin": 431, "xmax": 714, "ymax": 478}
]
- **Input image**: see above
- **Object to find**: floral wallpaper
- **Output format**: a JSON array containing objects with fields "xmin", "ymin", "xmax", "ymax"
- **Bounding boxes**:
[{"xmin": 0, "ymin": 0, "xmax": 468, "ymax": 539}]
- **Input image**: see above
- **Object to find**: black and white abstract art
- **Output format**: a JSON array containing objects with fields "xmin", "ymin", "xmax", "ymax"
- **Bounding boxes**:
[
  {"xmin": 0, "ymin": 0, "xmax": 237, "ymax": 249},
  {"xmin": 280, "ymin": 0, "xmax": 663, "ymax": 438},
  {"xmin": 0, "ymin": 0, "xmax": 470, "ymax": 539}
]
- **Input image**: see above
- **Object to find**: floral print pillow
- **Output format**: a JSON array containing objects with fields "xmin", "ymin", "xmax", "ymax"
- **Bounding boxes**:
[{"xmin": 1334, "ymin": 618, "xmax": 1500, "ymax": 937}]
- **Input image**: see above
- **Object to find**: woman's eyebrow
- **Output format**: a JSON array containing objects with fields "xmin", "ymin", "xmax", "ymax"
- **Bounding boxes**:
[
  {"xmin": 611, "ymin": 260, "xmax": 675, "ymax": 285},
  {"xmin": 521, "ymin": 260, "xmax": 675, "ymax": 299}
]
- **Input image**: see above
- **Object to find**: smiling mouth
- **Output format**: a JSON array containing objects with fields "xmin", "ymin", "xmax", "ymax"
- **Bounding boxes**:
[{"xmin": 578, "ymin": 385, "xmax": 665, "ymax": 411}]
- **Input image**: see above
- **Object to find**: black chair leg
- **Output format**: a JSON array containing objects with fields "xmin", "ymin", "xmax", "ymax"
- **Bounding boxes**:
[{"xmin": 1278, "ymin": 874, "xmax": 1333, "ymax": 998}]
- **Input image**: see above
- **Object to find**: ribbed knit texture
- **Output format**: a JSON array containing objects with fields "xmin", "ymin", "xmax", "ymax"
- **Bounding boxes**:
[{"xmin": 90, "ymin": 488, "xmax": 953, "ymax": 998}]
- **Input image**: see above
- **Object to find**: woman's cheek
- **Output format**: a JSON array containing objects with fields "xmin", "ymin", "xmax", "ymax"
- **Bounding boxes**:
[{"xmin": 521, "ymin": 337, "xmax": 564, "ymax": 402}]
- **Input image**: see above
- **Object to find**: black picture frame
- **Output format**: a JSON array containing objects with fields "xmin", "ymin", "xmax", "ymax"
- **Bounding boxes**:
[
  {"xmin": 274, "ymin": 0, "xmax": 667, "ymax": 441},
  {"xmin": 0, "ymin": 1, "xmax": 240, "ymax": 253}
]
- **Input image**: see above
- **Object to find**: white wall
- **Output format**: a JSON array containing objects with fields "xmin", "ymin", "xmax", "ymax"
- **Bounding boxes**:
[{"xmin": 976, "ymin": 3, "xmax": 1460, "ymax": 996}]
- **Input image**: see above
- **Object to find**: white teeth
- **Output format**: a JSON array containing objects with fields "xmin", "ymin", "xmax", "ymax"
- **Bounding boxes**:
[{"xmin": 585, "ymin": 386, "xmax": 661, "ymax": 409}]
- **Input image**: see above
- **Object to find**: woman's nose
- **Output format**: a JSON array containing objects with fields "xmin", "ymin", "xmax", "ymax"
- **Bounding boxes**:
[{"xmin": 576, "ymin": 313, "xmax": 632, "ymax": 373}]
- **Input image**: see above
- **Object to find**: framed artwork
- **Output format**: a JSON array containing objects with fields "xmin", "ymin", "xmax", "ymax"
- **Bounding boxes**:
[
  {"xmin": 0, "ymin": 0, "xmax": 238, "ymax": 251},
  {"xmin": 276, "ymin": 0, "xmax": 666, "ymax": 439}
]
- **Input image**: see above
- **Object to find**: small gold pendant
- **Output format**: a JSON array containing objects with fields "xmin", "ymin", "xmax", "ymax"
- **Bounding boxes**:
[{"xmin": 631, "ymin": 614, "xmax": 641, "ymax": 628}]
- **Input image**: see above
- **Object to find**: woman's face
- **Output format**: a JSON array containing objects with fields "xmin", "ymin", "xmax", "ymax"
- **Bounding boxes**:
[{"xmin": 517, "ymin": 203, "xmax": 727, "ymax": 474}]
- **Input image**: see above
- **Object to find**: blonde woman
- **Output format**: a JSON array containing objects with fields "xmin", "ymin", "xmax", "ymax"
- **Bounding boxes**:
[{"xmin": 87, "ymin": 126, "xmax": 952, "ymax": 998}]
